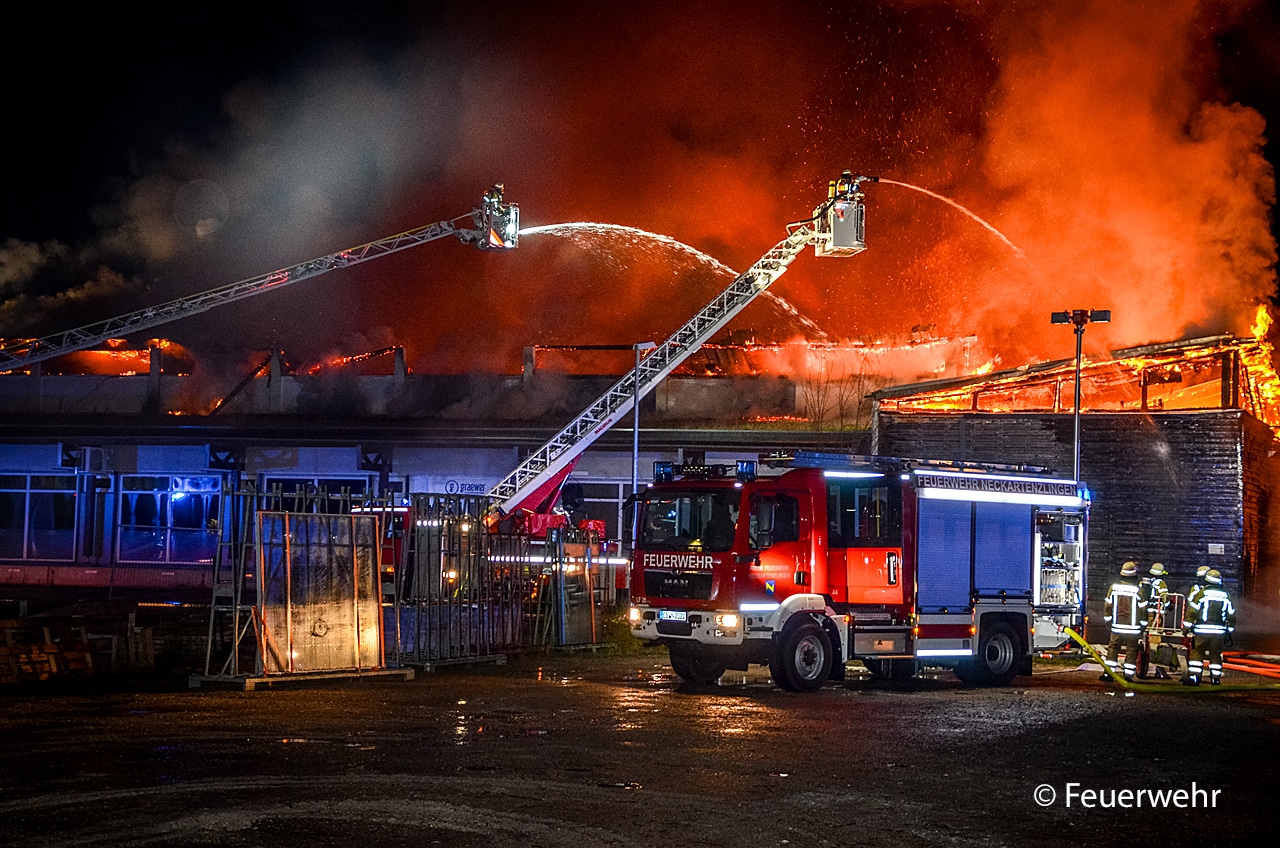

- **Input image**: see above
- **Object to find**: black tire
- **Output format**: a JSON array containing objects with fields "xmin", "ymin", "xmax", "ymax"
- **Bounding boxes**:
[
  {"xmin": 770, "ymin": 620, "xmax": 833, "ymax": 692},
  {"xmin": 668, "ymin": 648, "xmax": 727, "ymax": 685},
  {"xmin": 973, "ymin": 621, "xmax": 1022, "ymax": 686},
  {"xmin": 865, "ymin": 658, "xmax": 918, "ymax": 681},
  {"xmin": 1135, "ymin": 642, "xmax": 1150, "ymax": 679}
]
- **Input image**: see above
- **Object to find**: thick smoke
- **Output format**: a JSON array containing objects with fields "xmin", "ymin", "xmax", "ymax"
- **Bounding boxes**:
[
  {"xmin": 0, "ymin": 238, "xmax": 137, "ymax": 333},
  {"xmin": 0, "ymin": 1, "xmax": 1274, "ymax": 384}
]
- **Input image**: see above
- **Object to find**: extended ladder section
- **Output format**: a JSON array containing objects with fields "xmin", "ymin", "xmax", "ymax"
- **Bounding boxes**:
[
  {"xmin": 489, "ymin": 171, "xmax": 876, "ymax": 515},
  {"xmin": 0, "ymin": 185, "xmax": 519, "ymax": 373}
]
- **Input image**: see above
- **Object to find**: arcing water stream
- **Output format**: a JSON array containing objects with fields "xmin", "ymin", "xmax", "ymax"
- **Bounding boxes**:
[
  {"xmin": 518, "ymin": 222, "xmax": 830, "ymax": 340},
  {"xmin": 877, "ymin": 178, "xmax": 1026, "ymax": 258},
  {"xmin": 519, "ymin": 183, "xmax": 1026, "ymax": 357}
]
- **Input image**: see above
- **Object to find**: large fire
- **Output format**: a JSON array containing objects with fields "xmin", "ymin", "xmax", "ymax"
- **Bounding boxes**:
[{"xmin": 0, "ymin": 3, "xmax": 1273, "ymax": 419}]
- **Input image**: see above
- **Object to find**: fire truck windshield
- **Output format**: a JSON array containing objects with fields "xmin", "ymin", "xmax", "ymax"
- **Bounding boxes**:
[{"xmin": 639, "ymin": 491, "xmax": 741, "ymax": 552}]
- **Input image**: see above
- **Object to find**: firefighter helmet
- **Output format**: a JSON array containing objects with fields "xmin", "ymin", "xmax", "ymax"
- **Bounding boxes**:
[
  {"xmin": 1150, "ymin": 562, "xmax": 1167, "ymax": 576},
  {"xmin": 1120, "ymin": 561, "xmax": 1139, "ymax": 577},
  {"xmin": 1206, "ymin": 569, "xmax": 1222, "ymax": 585},
  {"xmin": 1196, "ymin": 565, "xmax": 1209, "ymax": 578}
]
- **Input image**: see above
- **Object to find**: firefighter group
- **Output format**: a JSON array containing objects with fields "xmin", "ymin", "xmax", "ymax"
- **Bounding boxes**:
[{"xmin": 1102, "ymin": 561, "xmax": 1237, "ymax": 685}]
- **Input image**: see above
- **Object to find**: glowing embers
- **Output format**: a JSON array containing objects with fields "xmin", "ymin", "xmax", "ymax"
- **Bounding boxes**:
[
  {"xmin": 879, "ymin": 331, "xmax": 1280, "ymax": 429},
  {"xmin": 303, "ymin": 345, "xmax": 404, "ymax": 376},
  {"xmin": 32, "ymin": 338, "xmax": 194, "ymax": 377}
]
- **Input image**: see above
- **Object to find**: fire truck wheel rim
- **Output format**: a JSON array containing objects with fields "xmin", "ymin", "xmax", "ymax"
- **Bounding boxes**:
[
  {"xmin": 792, "ymin": 631, "xmax": 827, "ymax": 681},
  {"xmin": 771, "ymin": 621, "xmax": 833, "ymax": 692},
  {"xmin": 981, "ymin": 625, "xmax": 1017, "ymax": 676}
]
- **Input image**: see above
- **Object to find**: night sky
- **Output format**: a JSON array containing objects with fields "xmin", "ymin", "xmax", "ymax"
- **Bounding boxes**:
[{"xmin": 3, "ymin": 1, "xmax": 1279, "ymax": 381}]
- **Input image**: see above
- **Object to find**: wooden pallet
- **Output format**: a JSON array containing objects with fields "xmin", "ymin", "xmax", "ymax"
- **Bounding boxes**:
[{"xmin": 0, "ymin": 622, "xmax": 97, "ymax": 685}]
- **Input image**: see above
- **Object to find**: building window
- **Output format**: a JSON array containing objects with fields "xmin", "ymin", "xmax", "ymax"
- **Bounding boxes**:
[
  {"xmin": 117, "ymin": 476, "xmax": 220, "ymax": 564},
  {"xmin": 0, "ymin": 474, "xmax": 76, "ymax": 561}
]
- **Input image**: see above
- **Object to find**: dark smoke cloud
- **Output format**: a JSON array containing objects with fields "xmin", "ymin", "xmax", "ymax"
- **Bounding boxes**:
[
  {"xmin": 0, "ymin": 238, "xmax": 139, "ymax": 334},
  {"xmin": 1, "ymin": 1, "xmax": 1275, "ymax": 383}
]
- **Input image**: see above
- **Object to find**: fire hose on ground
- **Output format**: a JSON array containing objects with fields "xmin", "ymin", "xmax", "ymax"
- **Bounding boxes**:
[
  {"xmin": 1223, "ymin": 651, "xmax": 1280, "ymax": 680},
  {"xmin": 1060, "ymin": 627, "xmax": 1280, "ymax": 693}
]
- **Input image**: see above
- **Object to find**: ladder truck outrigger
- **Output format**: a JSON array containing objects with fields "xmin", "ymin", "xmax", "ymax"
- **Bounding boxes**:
[
  {"xmin": 627, "ymin": 451, "xmax": 1089, "ymax": 691},
  {"xmin": 487, "ymin": 171, "xmax": 878, "ymax": 518},
  {"xmin": 0, "ymin": 185, "xmax": 521, "ymax": 373}
]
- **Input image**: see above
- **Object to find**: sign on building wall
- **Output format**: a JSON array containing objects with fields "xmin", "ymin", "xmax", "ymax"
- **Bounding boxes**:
[{"xmin": 443, "ymin": 480, "xmax": 489, "ymax": 496}]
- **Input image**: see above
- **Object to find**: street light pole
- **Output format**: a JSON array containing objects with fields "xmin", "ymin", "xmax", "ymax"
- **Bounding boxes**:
[
  {"xmin": 631, "ymin": 342, "xmax": 656, "ymax": 545},
  {"xmin": 1051, "ymin": 309, "xmax": 1111, "ymax": 481},
  {"xmin": 632, "ymin": 342, "xmax": 656, "ymax": 496}
]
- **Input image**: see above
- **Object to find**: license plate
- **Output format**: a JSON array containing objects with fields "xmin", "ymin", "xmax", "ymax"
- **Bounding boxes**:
[{"xmin": 659, "ymin": 609, "xmax": 688, "ymax": 622}]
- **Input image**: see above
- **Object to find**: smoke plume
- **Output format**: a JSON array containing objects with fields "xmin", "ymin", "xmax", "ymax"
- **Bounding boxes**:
[{"xmin": 0, "ymin": 1, "xmax": 1274, "ymax": 386}]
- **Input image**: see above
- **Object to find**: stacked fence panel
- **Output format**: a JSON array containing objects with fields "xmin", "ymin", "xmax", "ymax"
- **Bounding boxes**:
[
  {"xmin": 256, "ymin": 511, "xmax": 382, "ymax": 674},
  {"xmin": 394, "ymin": 494, "xmax": 542, "ymax": 664}
]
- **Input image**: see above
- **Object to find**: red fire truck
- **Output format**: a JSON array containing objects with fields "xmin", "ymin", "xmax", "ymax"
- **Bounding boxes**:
[{"xmin": 628, "ymin": 451, "xmax": 1087, "ymax": 690}]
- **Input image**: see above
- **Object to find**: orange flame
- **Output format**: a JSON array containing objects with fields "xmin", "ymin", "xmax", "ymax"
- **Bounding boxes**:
[
  {"xmin": 1251, "ymin": 304, "xmax": 1273, "ymax": 341},
  {"xmin": 1240, "ymin": 304, "xmax": 1280, "ymax": 431}
]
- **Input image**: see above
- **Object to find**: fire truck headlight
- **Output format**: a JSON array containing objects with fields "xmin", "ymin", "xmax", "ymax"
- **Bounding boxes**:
[
  {"xmin": 716, "ymin": 613, "xmax": 740, "ymax": 629},
  {"xmin": 629, "ymin": 607, "xmax": 642, "ymax": 623}
]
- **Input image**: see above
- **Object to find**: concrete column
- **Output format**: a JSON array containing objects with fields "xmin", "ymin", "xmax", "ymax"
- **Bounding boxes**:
[
  {"xmin": 147, "ymin": 345, "xmax": 162, "ymax": 411},
  {"xmin": 394, "ymin": 346, "xmax": 407, "ymax": 392},
  {"xmin": 269, "ymin": 350, "xmax": 284, "ymax": 413},
  {"xmin": 30, "ymin": 362, "xmax": 43, "ymax": 415},
  {"xmin": 523, "ymin": 346, "xmax": 536, "ymax": 385}
]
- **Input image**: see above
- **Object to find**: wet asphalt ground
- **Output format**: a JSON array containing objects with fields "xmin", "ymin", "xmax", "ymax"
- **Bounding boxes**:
[{"xmin": 1, "ymin": 649, "xmax": 1277, "ymax": 848}]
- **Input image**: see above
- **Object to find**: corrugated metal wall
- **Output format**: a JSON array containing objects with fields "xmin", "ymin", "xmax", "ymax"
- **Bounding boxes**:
[{"xmin": 876, "ymin": 410, "xmax": 1278, "ymax": 605}]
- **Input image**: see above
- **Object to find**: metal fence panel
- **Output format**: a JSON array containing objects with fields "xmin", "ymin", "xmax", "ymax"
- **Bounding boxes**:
[{"xmin": 256, "ymin": 511, "xmax": 382, "ymax": 674}]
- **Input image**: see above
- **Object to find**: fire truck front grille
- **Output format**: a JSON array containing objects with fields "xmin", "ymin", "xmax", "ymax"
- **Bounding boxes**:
[{"xmin": 644, "ymin": 570, "xmax": 713, "ymax": 599}]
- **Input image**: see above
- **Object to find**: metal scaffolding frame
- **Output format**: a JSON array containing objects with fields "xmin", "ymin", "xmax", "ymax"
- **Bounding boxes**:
[{"xmin": 194, "ymin": 486, "xmax": 610, "ymax": 686}]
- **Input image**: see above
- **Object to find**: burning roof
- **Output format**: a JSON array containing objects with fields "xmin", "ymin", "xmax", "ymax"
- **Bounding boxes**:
[{"xmin": 873, "ymin": 307, "xmax": 1280, "ymax": 432}]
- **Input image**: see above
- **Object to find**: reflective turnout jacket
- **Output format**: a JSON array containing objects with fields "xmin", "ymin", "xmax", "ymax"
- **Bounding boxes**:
[
  {"xmin": 1105, "ymin": 580, "xmax": 1145, "ymax": 633},
  {"xmin": 1186, "ymin": 583, "xmax": 1204, "ymax": 613},
  {"xmin": 1187, "ymin": 587, "xmax": 1236, "ymax": 636},
  {"xmin": 1141, "ymin": 577, "xmax": 1168, "ymax": 606},
  {"xmin": 1140, "ymin": 577, "xmax": 1168, "ymax": 618}
]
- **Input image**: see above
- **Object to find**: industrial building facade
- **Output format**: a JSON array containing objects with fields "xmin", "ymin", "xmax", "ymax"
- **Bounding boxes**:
[
  {"xmin": 872, "ymin": 334, "xmax": 1280, "ymax": 606},
  {"xmin": 0, "ymin": 430, "xmax": 665, "ymax": 597},
  {"xmin": 4, "ymin": 331, "xmax": 1278, "ymax": 613},
  {"xmin": 0, "ymin": 361, "xmax": 843, "ymax": 601}
]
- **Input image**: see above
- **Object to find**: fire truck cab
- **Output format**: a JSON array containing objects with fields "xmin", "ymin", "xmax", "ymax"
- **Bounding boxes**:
[{"xmin": 628, "ymin": 451, "xmax": 1087, "ymax": 691}]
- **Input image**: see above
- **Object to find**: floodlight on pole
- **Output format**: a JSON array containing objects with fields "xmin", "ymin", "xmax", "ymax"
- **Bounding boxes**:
[
  {"xmin": 1051, "ymin": 309, "xmax": 1111, "ymax": 482},
  {"xmin": 631, "ymin": 341, "xmax": 657, "ymax": 546}
]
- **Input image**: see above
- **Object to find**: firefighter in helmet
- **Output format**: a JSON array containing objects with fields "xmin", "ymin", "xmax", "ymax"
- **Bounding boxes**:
[
  {"xmin": 1141, "ymin": 561, "xmax": 1179, "ymax": 674},
  {"xmin": 1183, "ymin": 564, "xmax": 1210, "ymax": 665},
  {"xmin": 1102, "ymin": 561, "xmax": 1146, "ymax": 681},
  {"xmin": 1186, "ymin": 564, "xmax": 1210, "ymax": 613},
  {"xmin": 1142, "ymin": 562, "xmax": 1169, "ymax": 628},
  {"xmin": 1183, "ymin": 569, "xmax": 1236, "ymax": 685}
]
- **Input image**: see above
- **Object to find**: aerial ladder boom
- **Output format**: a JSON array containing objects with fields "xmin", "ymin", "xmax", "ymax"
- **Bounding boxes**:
[
  {"xmin": 0, "ymin": 185, "xmax": 520, "ymax": 373},
  {"xmin": 488, "ymin": 171, "xmax": 877, "ymax": 516}
]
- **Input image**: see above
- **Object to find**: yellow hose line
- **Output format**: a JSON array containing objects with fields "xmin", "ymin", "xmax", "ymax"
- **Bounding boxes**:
[{"xmin": 1060, "ymin": 627, "xmax": 1280, "ymax": 694}]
